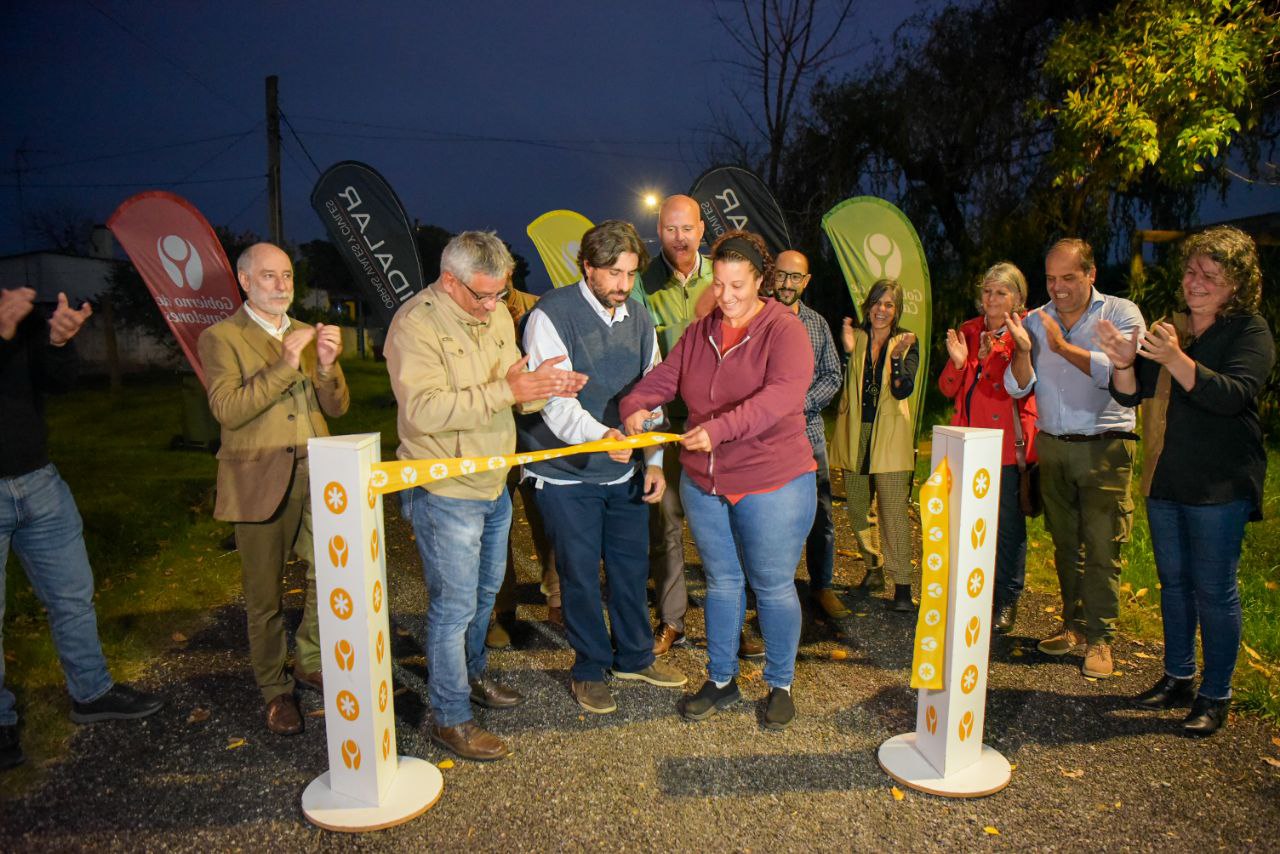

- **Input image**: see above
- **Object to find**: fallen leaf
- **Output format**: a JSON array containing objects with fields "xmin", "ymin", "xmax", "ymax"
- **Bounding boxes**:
[
  {"xmin": 286, "ymin": 588, "xmax": 303, "ymax": 595},
  {"xmin": 226, "ymin": 737, "xmax": 247, "ymax": 750},
  {"xmin": 1271, "ymin": 737, "xmax": 1280, "ymax": 749},
  {"xmin": 171, "ymin": 632, "xmax": 188, "ymax": 644},
  {"xmin": 395, "ymin": 627, "xmax": 413, "ymax": 637},
  {"xmin": 1247, "ymin": 660, "xmax": 1273, "ymax": 676},
  {"xmin": 1113, "ymin": 670, "xmax": 1125, "ymax": 677},
  {"xmin": 836, "ymin": 549, "xmax": 856, "ymax": 557},
  {"xmin": 983, "ymin": 826, "xmax": 1000, "ymax": 836},
  {"xmin": 399, "ymin": 655, "xmax": 427, "ymax": 667},
  {"xmin": 1134, "ymin": 588, "xmax": 1149, "ymax": 599},
  {"xmin": 1134, "ymin": 651, "xmax": 1156, "ymax": 659},
  {"xmin": 891, "ymin": 786, "xmax": 905, "ymax": 801},
  {"xmin": 1264, "ymin": 757, "xmax": 1280, "ymax": 769},
  {"xmin": 437, "ymin": 759, "xmax": 455, "ymax": 770},
  {"xmin": 1242, "ymin": 642, "xmax": 1262, "ymax": 661},
  {"xmin": 306, "ymin": 709, "xmax": 325, "ymax": 718},
  {"xmin": 1060, "ymin": 767, "xmax": 1085, "ymax": 779},
  {"xmin": 1009, "ymin": 763, "xmax": 1017, "ymax": 771},
  {"xmin": 1119, "ymin": 582, "xmax": 1132, "ymax": 593},
  {"xmin": 1114, "ymin": 801, "xmax": 1123, "ymax": 809},
  {"xmin": 394, "ymin": 686, "xmax": 411, "ymax": 696},
  {"xmin": 1011, "ymin": 648, "xmax": 1024, "ymax": 658},
  {"xmin": 1043, "ymin": 606, "xmax": 1056, "ymax": 613},
  {"xmin": 855, "ymin": 612, "xmax": 868, "ymax": 618},
  {"xmin": 186, "ymin": 707, "xmax": 210, "ymax": 725},
  {"xmin": 830, "ymin": 649, "xmax": 849, "ymax": 661},
  {"xmin": 1265, "ymin": 581, "xmax": 1278, "ymax": 591}
]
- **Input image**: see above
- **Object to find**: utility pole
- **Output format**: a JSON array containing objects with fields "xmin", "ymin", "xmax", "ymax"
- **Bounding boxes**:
[{"xmin": 266, "ymin": 75, "xmax": 283, "ymax": 244}]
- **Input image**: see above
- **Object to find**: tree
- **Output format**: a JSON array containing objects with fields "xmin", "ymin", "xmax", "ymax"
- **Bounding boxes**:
[
  {"xmin": 1037, "ymin": 0, "xmax": 1280, "ymax": 232},
  {"xmin": 713, "ymin": 0, "xmax": 858, "ymax": 190}
]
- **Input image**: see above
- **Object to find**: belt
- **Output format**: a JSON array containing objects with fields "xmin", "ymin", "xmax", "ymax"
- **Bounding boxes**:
[{"xmin": 1043, "ymin": 431, "xmax": 1137, "ymax": 443}]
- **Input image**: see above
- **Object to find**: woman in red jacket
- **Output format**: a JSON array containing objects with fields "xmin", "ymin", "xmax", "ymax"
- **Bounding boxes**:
[
  {"xmin": 938, "ymin": 261, "xmax": 1038, "ymax": 634},
  {"xmin": 621, "ymin": 230, "xmax": 815, "ymax": 731}
]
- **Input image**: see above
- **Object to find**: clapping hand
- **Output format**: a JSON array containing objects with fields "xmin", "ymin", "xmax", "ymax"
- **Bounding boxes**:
[
  {"xmin": 1006, "ymin": 310, "xmax": 1033, "ymax": 353},
  {"xmin": 1095, "ymin": 319, "xmax": 1139, "ymax": 368},
  {"xmin": 840, "ymin": 317, "xmax": 855, "ymax": 354},
  {"xmin": 1137, "ymin": 321, "xmax": 1182, "ymax": 366},
  {"xmin": 506, "ymin": 355, "xmax": 589, "ymax": 404},
  {"xmin": 0, "ymin": 287, "xmax": 36, "ymax": 341},
  {"xmin": 281, "ymin": 326, "xmax": 317, "ymax": 370},
  {"xmin": 315, "ymin": 323, "xmax": 343, "ymax": 367},
  {"xmin": 944, "ymin": 328, "xmax": 968, "ymax": 369},
  {"xmin": 890, "ymin": 331, "xmax": 916, "ymax": 360},
  {"xmin": 49, "ymin": 292, "xmax": 93, "ymax": 346}
]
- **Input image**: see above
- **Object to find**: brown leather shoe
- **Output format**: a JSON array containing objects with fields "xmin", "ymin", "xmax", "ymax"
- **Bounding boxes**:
[
  {"xmin": 265, "ymin": 693, "xmax": 303, "ymax": 736},
  {"xmin": 652, "ymin": 623, "xmax": 686, "ymax": 656},
  {"xmin": 547, "ymin": 605, "xmax": 564, "ymax": 629},
  {"xmin": 485, "ymin": 614, "xmax": 513, "ymax": 650},
  {"xmin": 429, "ymin": 721, "xmax": 511, "ymax": 761},
  {"xmin": 739, "ymin": 631, "xmax": 765, "ymax": 659},
  {"xmin": 812, "ymin": 588, "xmax": 852, "ymax": 620},
  {"xmin": 469, "ymin": 676, "xmax": 525, "ymax": 709},
  {"xmin": 293, "ymin": 666, "xmax": 323, "ymax": 693}
]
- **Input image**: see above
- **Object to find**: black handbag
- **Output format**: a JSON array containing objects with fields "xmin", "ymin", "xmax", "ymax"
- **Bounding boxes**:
[{"xmin": 1011, "ymin": 398, "xmax": 1042, "ymax": 517}]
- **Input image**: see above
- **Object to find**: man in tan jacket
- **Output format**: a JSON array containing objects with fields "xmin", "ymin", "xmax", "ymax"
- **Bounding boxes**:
[
  {"xmin": 199, "ymin": 242, "xmax": 349, "ymax": 736},
  {"xmin": 384, "ymin": 231, "xmax": 585, "ymax": 761}
]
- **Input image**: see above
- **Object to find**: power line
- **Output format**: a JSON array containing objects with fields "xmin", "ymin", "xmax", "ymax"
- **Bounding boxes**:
[
  {"xmin": 85, "ymin": 0, "xmax": 245, "ymax": 117},
  {"xmin": 226, "ymin": 188, "xmax": 268, "ymax": 229},
  {"xmin": 3, "ymin": 131, "xmax": 259, "ymax": 173},
  {"xmin": 279, "ymin": 110, "xmax": 322, "ymax": 176},
  {"xmin": 172, "ymin": 125, "xmax": 261, "ymax": 184}
]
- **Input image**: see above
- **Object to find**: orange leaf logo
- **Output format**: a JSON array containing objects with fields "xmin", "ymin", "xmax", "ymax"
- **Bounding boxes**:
[
  {"xmin": 971, "ymin": 518, "xmax": 986, "ymax": 549},
  {"xmin": 971, "ymin": 468, "xmax": 990, "ymax": 499},
  {"xmin": 966, "ymin": 568, "xmax": 985, "ymax": 599},
  {"xmin": 372, "ymin": 580, "xmax": 383, "ymax": 614},
  {"xmin": 366, "ymin": 483, "xmax": 376, "ymax": 509},
  {"xmin": 379, "ymin": 680, "xmax": 389, "ymax": 712},
  {"xmin": 334, "ymin": 639, "xmax": 355, "ymax": 671},
  {"xmin": 961, "ymin": 664, "xmax": 980, "ymax": 694},
  {"xmin": 958, "ymin": 710, "xmax": 975, "ymax": 741},
  {"xmin": 340, "ymin": 738, "xmax": 361, "ymax": 770},
  {"xmin": 925, "ymin": 705, "xmax": 938, "ymax": 735},
  {"xmin": 323, "ymin": 481, "xmax": 348, "ymax": 515},
  {"xmin": 327, "ymin": 535, "xmax": 349, "ymax": 568},
  {"xmin": 330, "ymin": 588, "xmax": 354, "ymax": 620},
  {"xmin": 336, "ymin": 690, "xmax": 360, "ymax": 722},
  {"xmin": 375, "ymin": 631, "xmax": 385, "ymax": 664},
  {"xmin": 965, "ymin": 616, "xmax": 981, "ymax": 647},
  {"xmin": 382, "ymin": 728, "xmax": 391, "ymax": 761},
  {"xmin": 371, "ymin": 528, "xmax": 380, "ymax": 560}
]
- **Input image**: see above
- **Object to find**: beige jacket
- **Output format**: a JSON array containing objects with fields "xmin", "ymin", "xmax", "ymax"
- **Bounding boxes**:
[
  {"xmin": 384, "ymin": 281, "xmax": 543, "ymax": 500},
  {"xmin": 830, "ymin": 329, "xmax": 914, "ymax": 474},
  {"xmin": 199, "ymin": 307, "xmax": 350, "ymax": 522}
]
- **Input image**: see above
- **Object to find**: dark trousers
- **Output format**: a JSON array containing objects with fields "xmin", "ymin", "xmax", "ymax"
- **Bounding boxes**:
[
  {"xmin": 804, "ymin": 444, "xmax": 835, "ymax": 590},
  {"xmin": 535, "ymin": 476, "xmax": 655, "ymax": 682},
  {"xmin": 994, "ymin": 463, "xmax": 1027, "ymax": 608}
]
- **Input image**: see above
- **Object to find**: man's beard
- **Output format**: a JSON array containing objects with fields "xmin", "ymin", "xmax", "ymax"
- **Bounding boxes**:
[{"xmin": 774, "ymin": 287, "xmax": 799, "ymax": 305}]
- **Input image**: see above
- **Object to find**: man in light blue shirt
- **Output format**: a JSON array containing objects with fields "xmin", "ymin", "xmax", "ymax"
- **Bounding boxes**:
[{"xmin": 1006, "ymin": 239, "xmax": 1145, "ymax": 679}]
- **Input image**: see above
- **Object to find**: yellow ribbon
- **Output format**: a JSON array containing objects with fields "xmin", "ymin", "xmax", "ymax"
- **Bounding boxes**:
[
  {"xmin": 369, "ymin": 431, "xmax": 683, "ymax": 496},
  {"xmin": 911, "ymin": 458, "xmax": 951, "ymax": 690}
]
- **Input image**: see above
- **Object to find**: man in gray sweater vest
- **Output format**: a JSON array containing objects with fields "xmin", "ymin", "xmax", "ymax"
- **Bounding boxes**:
[{"xmin": 519, "ymin": 221, "xmax": 687, "ymax": 714}]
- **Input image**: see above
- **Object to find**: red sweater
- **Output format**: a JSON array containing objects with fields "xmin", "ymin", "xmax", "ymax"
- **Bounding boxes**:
[
  {"xmin": 937, "ymin": 315, "xmax": 1039, "ymax": 466},
  {"xmin": 621, "ymin": 298, "xmax": 814, "ymax": 495}
]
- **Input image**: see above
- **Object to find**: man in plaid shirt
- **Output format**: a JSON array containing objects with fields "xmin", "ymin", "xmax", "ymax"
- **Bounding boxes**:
[{"xmin": 772, "ymin": 250, "xmax": 846, "ymax": 619}]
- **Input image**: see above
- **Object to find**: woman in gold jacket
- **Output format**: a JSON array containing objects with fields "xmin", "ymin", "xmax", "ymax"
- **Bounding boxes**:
[{"xmin": 830, "ymin": 279, "xmax": 919, "ymax": 611}]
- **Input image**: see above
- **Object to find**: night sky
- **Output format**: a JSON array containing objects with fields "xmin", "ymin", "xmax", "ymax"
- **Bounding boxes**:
[{"xmin": 3, "ymin": 1, "xmax": 1272, "ymax": 292}]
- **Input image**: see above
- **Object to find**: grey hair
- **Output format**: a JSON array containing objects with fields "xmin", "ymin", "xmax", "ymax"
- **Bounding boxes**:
[
  {"xmin": 236, "ymin": 242, "xmax": 286, "ymax": 276},
  {"xmin": 440, "ymin": 230, "xmax": 514, "ymax": 283}
]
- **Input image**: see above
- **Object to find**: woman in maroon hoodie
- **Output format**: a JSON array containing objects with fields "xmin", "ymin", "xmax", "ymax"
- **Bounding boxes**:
[{"xmin": 621, "ymin": 230, "xmax": 814, "ymax": 731}]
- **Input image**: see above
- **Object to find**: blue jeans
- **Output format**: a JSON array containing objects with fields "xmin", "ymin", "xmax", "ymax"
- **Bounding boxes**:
[
  {"xmin": 804, "ymin": 445, "xmax": 835, "ymax": 591},
  {"xmin": 681, "ymin": 472, "xmax": 815, "ymax": 688},
  {"xmin": 403, "ymin": 487, "xmax": 511, "ymax": 728},
  {"xmin": 1146, "ymin": 497, "xmax": 1251, "ymax": 700},
  {"xmin": 534, "ymin": 476, "xmax": 653, "ymax": 682},
  {"xmin": 995, "ymin": 463, "xmax": 1027, "ymax": 608},
  {"xmin": 1, "ymin": 464, "xmax": 113, "ymax": 726}
]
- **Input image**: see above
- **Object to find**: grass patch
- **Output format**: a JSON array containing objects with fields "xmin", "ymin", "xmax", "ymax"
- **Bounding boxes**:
[{"xmin": 1, "ymin": 358, "xmax": 397, "ymax": 795}]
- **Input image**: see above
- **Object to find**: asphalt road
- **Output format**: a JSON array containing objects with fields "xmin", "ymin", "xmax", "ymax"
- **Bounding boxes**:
[{"xmin": 4, "ymin": 485, "xmax": 1279, "ymax": 851}]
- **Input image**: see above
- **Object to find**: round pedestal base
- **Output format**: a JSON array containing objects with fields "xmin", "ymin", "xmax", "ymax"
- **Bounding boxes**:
[
  {"xmin": 302, "ymin": 756, "xmax": 443, "ymax": 832},
  {"xmin": 877, "ymin": 733, "xmax": 1011, "ymax": 798}
]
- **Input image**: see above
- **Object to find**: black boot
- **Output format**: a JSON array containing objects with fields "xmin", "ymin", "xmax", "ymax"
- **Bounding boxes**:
[
  {"xmin": 1133, "ymin": 674, "xmax": 1196, "ymax": 710},
  {"xmin": 856, "ymin": 566, "xmax": 886, "ymax": 594},
  {"xmin": 681, "ymin": 679, "xmax": 741, "ymax": 721},
  {"xmin": 993, "ymin": 601, "xmax": 1018, "ymax": 634},
  {"xmin": 1182, "ymin": 695, "xmax": 1229, "ymax": 736},
  {"xmin": 889, "ymin": 584, "xmax": 915, "ymax": 612}
]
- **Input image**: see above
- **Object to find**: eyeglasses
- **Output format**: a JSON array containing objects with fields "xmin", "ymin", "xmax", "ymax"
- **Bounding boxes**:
[
  {"xmin": 773, "ymin": 270, "xmax": 807, "ymax": 285},
  {"xmin": 461, "ymin": 280, "xmax": 510, "ymax": 304}
]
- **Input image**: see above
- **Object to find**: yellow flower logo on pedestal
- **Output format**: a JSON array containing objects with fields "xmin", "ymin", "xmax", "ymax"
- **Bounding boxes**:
[
  {"xmin": 334, "ymin": 639, "xmax": 355, "ymax": 671},
  {"xmin": 375, "ymin": 630, "xmax": 385, "ymax": 664},
  {"xmin": 330, "ymin": 588, "xmax": 354, "ymax": 620},
  {"xmin": 370, "ymin": 528, "xmax": 380, "ymax": 560},
  {"xmin": 327, "ymin": 535, "xmax": 348, "ymax": 568},
  {"xmin": 324, "ymin": 482, "xmax": 348, "ymax": 514},
  {"xmin": 336, "ymin": 690, "xmax": 360, "ymax": 722},
  {"xmin": 925, "ymin": 705, "xmax": 938, "ymax": 735},
  {"xmin": 958, "ymin": 710, "xmax": 975, "ymax": 741},
  {"xmin": 366, "ymin": 483, "xmax": 376, "ymax": 509},
  {"xmin": 971, "ymin": 518, "xmax": 987, "ymax": 549},
  {"xmin": 972, "ymin": 468, "xmax": 990, "ymax": 499},
  {"xmin": 961, "ymin": 664, "xmax": 980, "ymax": 694},
  {"xmin": 372, "ymin": 580, "xmax": 383, "ymax": 614},
  {"xmin": 382, "ymin": 728, "xmax": 391, "ymax": 761},
  {"xmin": 967, "ymin": 568, "xmax": 985, "ymax": 599},
  {"xmin": 341, "ymin": 738, "xmax": 361, "ymax": 770},
  {"xmin": 379, "ymin": 680, "xmax": 389, "ymax": 712},
  {"xmin": 965, "ymin": 616, "xmax": 981, "ymax": 647}
]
